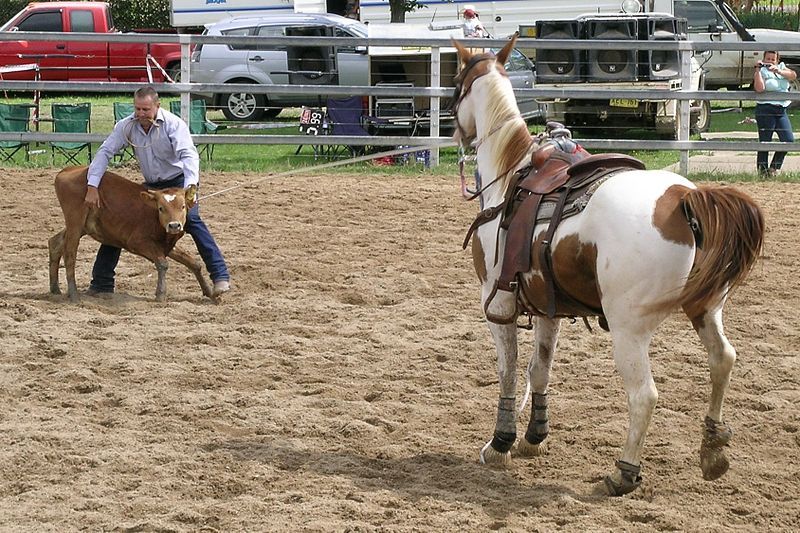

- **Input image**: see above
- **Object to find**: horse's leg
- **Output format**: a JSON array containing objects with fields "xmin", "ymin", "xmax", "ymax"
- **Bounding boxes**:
[
  {"xmin": 689, "ymin": 303, "xmax": 735, "ymax": 481},
  {"xmin": 604, "ymin": 325, "xmax": 659, "ymax": 496},
  {"xmin": 480, "ymin": 320, "xmax": 518, "ymax": 467},
  {"xmin": 517, "ymin": 316, "xmax": 560, "ymax": 457}
]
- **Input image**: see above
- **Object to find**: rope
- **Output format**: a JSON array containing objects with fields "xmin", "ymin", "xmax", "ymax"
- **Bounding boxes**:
[
  {"xmin": 122, "ymin": 118, "xmax": 161, "ymax": 150},
  {"xmin": 198, "ymin": 144, "xmax": 455, "ymax": 201}
]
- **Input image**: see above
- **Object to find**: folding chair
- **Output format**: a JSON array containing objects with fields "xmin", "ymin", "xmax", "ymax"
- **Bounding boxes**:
[
  {"xmin": 51, "ymin": 102, "xmax": 92, "ymax": 165},
  {"xmin": 0, "ymin": 103, "xmax": 31, "ymax": 163},
  {"xmin": 324, "ymin": 95, "xmax": 372, "ymax": 159},
  {"xmin": 112, "ymin": 102, "xmax": 136, "ymax": 165},
  {"xmin": 170, "ymin": 99, "xmax": 225, "ymax": 161}
]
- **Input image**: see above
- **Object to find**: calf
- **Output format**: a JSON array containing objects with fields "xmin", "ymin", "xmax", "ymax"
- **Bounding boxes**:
[{"xmin": 49, "ymin": 166, "xmax": 214, "ymax": 302}]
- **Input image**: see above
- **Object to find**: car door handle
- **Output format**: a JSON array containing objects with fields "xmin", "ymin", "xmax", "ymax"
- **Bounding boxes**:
[
  {"xmin": 249, "ymin": 56, "xmax": 264, "ymax": 62},
  {"xmin": 56, "ymin": 44, "xmax": 65, "ymax": 50}
]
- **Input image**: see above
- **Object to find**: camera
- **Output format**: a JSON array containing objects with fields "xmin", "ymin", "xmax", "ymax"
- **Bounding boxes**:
[{"xmin": 756, "ymin": 61, "xmax": 765, "ymax": 68}]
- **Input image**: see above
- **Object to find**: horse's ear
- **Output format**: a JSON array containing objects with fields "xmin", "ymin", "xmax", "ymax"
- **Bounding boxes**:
[
  {"xmin": 452, "ymin": 39, "xmax": 472, "ymax": 65},
  {"xmin": 495, "ymin": 34, "xmax": 518, "ymax": 65}
]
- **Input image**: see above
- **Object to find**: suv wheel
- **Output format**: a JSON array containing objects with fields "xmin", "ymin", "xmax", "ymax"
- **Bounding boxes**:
[
  {"xmin": 691, "ymin": 100, "xmax": 711, "ymax": 134},
  {"xmin": 222, "ymin": 91, "xmax": 265, "ymax": 121}
]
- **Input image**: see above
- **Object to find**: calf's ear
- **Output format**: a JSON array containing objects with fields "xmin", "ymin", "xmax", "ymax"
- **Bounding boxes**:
[
  {"xmin": 140, "ymin": 190, "xmax": 159, "ymax": 206},
  {"xmin": 185, "ymin": 184, "xmax": 198, "ymax": 209}
]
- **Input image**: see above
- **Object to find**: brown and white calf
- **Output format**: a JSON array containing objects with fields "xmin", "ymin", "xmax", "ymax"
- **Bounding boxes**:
[{"xmin": 49, "ymin": 165, "xmax": 214, "ymax": 302}]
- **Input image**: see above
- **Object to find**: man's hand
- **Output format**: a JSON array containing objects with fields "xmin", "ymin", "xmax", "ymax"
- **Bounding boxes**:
[{"xmin": 84, "ymin": 186, "xmax": 100, "ymax": 209}]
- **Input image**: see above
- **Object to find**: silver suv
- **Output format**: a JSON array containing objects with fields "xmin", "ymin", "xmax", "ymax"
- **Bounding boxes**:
[
  {"xmin": 190, "ymin": 13, "xmax": 537, "ymax": 122},
  {"xmin": 191, "ymin": 13, "xmax": 369, "ymax": 121}
]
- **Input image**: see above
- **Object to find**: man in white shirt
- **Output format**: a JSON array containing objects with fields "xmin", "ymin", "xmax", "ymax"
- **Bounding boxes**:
[
  {"xmin": 84, "ymin": 87, "xmax": 230, "ymax": 296},
  {"xmin": 463, "ymin": 7, "xmax": 489, "ymax": 38}
]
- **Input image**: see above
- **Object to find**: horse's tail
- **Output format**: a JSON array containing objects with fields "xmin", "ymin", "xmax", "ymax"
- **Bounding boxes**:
[{"xmin": 677, "ymin": 185, "xmax": 765, "ymax": 318}]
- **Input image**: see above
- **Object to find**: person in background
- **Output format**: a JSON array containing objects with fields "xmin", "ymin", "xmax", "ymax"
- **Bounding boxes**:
[
  {"xmin": 753, "ymin": 50, "xmax": 797, "ymax": 177},
  {"xmin": 84, "ymin": 86, "xmax": 231, "ymax": 297},
  {"xmin": 462, "ymin": 6, "xmax": 490, "ymax": 38}
]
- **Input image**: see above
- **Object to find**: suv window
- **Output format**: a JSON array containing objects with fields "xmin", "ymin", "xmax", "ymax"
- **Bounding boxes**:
[
  {"xmin": 222, "ymin": 26, "xmax": 256, "ymax": 50},
  {"xmin": 506, "ymin": 49, "xmax": 531, "ymax": 72},
  {"xmin": 674, "ymin": 0, "xmax": 729, "ymax": 33},
  {"xmin": 17, "ymin": 11, "xmax": 63, "ymax": 32},
  {"xmin": 70, "ymin": 10, "xmax": 94, "ymax": 32}
]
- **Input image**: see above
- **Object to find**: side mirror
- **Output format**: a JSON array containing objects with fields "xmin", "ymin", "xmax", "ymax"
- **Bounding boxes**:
[{"xmin": 707, "ymin": 23, "xmax": 724, "ymax": 33}]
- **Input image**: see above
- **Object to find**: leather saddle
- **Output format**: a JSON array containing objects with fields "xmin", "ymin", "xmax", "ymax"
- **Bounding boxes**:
[{"xmin": 464, "ymin": 136, "xmax": 645, "ymax": 324}]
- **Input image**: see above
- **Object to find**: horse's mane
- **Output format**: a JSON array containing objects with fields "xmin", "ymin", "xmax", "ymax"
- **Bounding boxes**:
[{"xmin": 481, "ymin": 66, "xmax": 533, "ymax": 183}]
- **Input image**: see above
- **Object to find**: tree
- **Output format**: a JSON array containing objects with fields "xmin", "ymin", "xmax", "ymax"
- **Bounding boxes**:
[{"xmin": 388, "ymin": 0, "xmax": 427, "ymax": 23}]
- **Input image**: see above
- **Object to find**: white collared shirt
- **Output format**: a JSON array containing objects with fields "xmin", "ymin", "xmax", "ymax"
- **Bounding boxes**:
[{"xmin": 87, "ymin": 107, "xmax": 200, "ymax": 188}]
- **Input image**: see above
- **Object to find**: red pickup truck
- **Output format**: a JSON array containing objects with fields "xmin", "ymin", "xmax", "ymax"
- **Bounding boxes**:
[{"xmin": 0, "ymin": 1, "xmax": 182, "ymax": 82}]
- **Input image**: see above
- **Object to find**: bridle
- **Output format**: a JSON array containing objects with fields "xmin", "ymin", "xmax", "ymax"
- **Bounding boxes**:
[{"xmin": 451, "ymin": 54, "xmax": 496, "ymax": 149}]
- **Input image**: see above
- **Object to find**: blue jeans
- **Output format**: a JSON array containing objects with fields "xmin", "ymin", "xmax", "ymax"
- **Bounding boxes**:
[
  {"xmin": 755, "ymin": 103, "xmax": 795, "ymax": 173},
  {"xmin": 90, "ymin": 175, "xmax": 229, "ymax": 292}
]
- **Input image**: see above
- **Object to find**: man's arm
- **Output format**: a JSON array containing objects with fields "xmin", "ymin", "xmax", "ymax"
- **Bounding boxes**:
[
  {"xmin": 87, "ymin": 120, "xmax": 130, "ymax": 187},
  {"xmin": 84, "ymin": 119, "xmax": 130, "ymax": 208},
  {"xmin": 171, "ymin": 118, "xmax": 201, "ymax": 188}
]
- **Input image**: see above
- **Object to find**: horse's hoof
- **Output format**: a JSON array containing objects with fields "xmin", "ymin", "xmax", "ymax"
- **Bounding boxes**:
[
  {"xmin": 516, "ymin": 437, "xmax": 547, "ymax": 457},
  {"xmin": 700, "ymin": 446, "xmax": 730, "ymax": 481},
  {"xmin": 480, "ymin": 441, "xmax": 512, "ymax": 468}
]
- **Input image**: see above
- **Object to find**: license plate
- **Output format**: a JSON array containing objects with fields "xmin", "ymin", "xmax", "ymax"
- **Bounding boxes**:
[{"xmin": 610, "ymin": 98, "xmax": 639, "ymax": 108}]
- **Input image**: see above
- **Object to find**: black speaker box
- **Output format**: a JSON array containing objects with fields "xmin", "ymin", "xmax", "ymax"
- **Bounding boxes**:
[
  {"xmin": 586, "ymin": 19, "xmax": 638, "ymax": 82},
  {"xmin": 647, "ymin": 17, "xmax": 686, "ymax": 80},
  {"xmin": 535, "ymin": 20, "xmax": 582, "ymax": 83}
]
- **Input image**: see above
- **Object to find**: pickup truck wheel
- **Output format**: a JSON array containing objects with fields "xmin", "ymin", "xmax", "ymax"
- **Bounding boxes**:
[
  {"xmin": 222, "ymin": 91, "xmax": 265, "ymax": 121},
  {"xmin": 691, "ymin": 100, "xmax": 711, "ymax": 134}
]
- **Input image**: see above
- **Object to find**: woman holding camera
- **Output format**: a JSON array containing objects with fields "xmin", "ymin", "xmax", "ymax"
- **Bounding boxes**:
[{"xmin": 753, "ymin": 50, "xmax": 797, "ymax": 177}]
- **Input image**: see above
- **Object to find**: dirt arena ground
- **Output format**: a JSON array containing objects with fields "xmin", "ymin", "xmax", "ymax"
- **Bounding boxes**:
[{"xmin": 0, "ymin": 166, "xmax": 797, "ymax": 531}]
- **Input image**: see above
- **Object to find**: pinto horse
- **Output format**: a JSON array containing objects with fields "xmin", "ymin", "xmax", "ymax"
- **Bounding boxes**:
[{"xmin": 451, "ymin": 38, "xmax": 765, "ymax": 496}]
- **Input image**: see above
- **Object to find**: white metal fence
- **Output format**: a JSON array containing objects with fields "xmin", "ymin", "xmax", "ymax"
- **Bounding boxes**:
[{"xmin": 3, "ymin": 30, "xmax": 800, "ymax": 173}]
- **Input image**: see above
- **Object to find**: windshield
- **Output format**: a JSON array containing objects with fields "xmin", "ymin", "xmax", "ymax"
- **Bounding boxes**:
[
  {"xmin": 0, "ymin": 6, "xmax": 27, "ymax": 31},
  {"xmin": 341, "ymin": 20, "xmax": 368, "ymax": 38}
]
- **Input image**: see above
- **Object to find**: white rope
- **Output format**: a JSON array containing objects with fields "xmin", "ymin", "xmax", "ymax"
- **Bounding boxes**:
[
  {"xmin": 122, "ymin": 118, "xmax": 160, "ymax": 150},
  {"xmin": 198, "ymin": 144, "xmax": 455, "ymax": 201}
]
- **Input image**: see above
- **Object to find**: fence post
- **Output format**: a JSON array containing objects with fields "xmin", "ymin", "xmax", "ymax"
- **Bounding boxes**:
[
  {"xmin": 679, "ymin": 43, "xmax": 691, "ymax": 176},
  {"xmin": 430, "ymin": 45, "xmax": 441, "ymax": 167},
  {"xmin": 180, "ymin": 36, "xmax": 192, "ymax": 123}
]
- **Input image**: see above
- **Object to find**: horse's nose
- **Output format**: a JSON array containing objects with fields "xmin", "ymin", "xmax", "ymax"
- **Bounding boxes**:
[{"xmin": 167, "ymin": 221, "xmax": 183, "ymax": 233}]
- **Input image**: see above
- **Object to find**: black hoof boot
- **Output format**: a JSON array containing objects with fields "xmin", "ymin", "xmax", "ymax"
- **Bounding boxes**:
[{"xmin": 604, "ymin": 460, "xmax": 642, "ymax": 496}]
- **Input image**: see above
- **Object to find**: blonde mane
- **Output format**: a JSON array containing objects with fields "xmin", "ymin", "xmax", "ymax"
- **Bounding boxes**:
[{"xmin": 480, "ymin": 66, "xmax": 533, "ymax": 183}]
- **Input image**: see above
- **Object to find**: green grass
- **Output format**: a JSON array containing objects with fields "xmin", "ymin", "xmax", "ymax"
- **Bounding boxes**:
[{"xmin": 4, "ymin": 93, "xmax": 800, "ymax": 181}]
